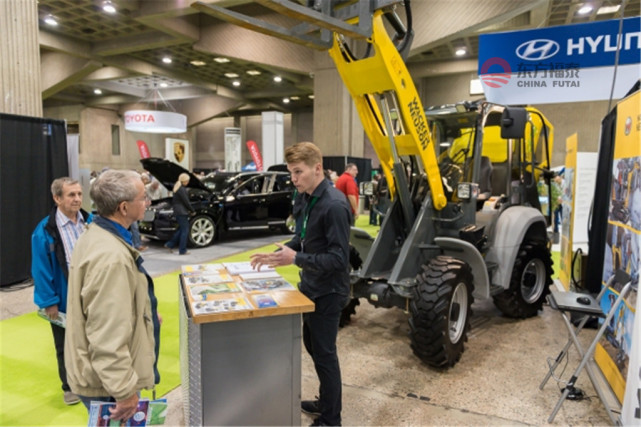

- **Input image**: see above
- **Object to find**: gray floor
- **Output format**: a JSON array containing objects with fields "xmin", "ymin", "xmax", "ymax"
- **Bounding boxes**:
[{"xmin": 1, "ymin": 230, "xmax": 616, "ymax": 426}]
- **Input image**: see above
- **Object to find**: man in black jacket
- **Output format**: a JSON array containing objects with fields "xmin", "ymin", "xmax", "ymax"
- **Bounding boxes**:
[{"xmin": 251, "ymin": 142, "xmax": 351, "ymax": 426}]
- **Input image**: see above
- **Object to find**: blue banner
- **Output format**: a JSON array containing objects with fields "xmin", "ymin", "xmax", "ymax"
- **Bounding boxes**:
[
  {"xmin": 478, "ymin": 17, "xmax": 641, "ymax": 104},
  {"xmin": 479, "ymin": 17, "xmax": 640, "ymax": 74}
]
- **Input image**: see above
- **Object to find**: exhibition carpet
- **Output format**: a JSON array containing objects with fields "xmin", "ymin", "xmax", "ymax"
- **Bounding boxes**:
[{"xmin": 0, "ymin": 218, "xmax": 556, "ymax": 426}]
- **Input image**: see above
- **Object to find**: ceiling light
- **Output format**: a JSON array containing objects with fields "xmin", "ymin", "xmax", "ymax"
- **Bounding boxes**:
[
  {"xmin": 224, "ymin": 72, "xmax": 239, "ymax": 78},
  {"xmin": 273, "ymin": 76, "xmax": 282, "ymax": 83},
  {"xmin": 283, "ymin": 98, "xmax": 290, "ymax": 103},
  {"xmin": 308, "ymin": 94, "xmax": 314, "ymax": 99},
  {"xmin": 159, "ymin": 82, "xmax": 168, "ymax": 88},
  {"xmin": 577, "ymin": 5, "xmax": 593, "ymax": 15},
  {"xmin": 455, "ymin": 47, "xmax": 467, "ymax": 56},
  {"xmin": 190, "ymin": 60, "xmax": 206, "ymax": 66},
  {"xmin": 290, "ymin": 96, "xmax": 300, "ymax": 100},
  {"xmin": 597, "ymin": 5, "xmax": 620, "ymax": 14},
  {"xmin": 232, "ymin": 80, "xmax": 241, "ymax": 87},
  {"xmin": 162, "ymin": 57, "xmax": 172, "ymax": 64},
  {"xmin": 214, "ymin": 57, "xmax": 230, "ymax": 63},
  {"xmin": 246, "ymin": 70, "xmax": 261, "ymax": 76},
  {"xmin": 93, "ymin": 89, "xmax": 102, "ymax": 95},
  {"xmin": 44, "ymin": 14, "xmax": 58, "ymax": 26},
  {"xmin": 102, "ymin": 1, "xmax": 116, "ymax": 13}
]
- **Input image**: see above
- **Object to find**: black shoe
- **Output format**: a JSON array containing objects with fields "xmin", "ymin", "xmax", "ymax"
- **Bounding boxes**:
[{"xmin": 301, "ymin": 400, "xmax": 321, "ymax": 416}]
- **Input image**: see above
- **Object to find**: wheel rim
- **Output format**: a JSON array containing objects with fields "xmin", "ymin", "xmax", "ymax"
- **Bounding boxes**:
[
  {"xmin": 520, "ymin": 258, "xmax": 546, "ymax": 304},
  {"xmin": 191, "ymin": 217, "xmax": 214, "ymax": 246},
  {"xmin": 285, "ymin": 215, "xmax": 296, "ymax": 233},
  {"xmin": 449, "ymin": 282, "xmax": 468, "ymax": 343}
]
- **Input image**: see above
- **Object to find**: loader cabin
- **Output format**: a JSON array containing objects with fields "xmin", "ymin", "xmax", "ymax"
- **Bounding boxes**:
[{"xmin": 425, "ymin": 102, "xmax": 554, "ymax": 222}]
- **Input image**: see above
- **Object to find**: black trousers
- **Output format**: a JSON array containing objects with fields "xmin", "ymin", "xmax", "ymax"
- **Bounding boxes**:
[
  {"xmin": 303, "ymin": 293, "xmax": 348, "ymax": 426},
  {"xmin": 51, "ymin": 323, "xmax": 70, "ymax": 392}
]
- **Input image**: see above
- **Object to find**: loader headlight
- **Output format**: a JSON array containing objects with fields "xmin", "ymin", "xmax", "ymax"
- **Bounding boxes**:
[
  {"xmin": 457, "ymin": 183, "xmax": 479, "ymax": 200},
  {"xmin": 457, "ymin": 183, "xmax": 471, "ymax": 199}
]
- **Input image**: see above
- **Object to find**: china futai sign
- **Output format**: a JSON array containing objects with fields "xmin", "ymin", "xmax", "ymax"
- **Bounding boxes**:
[
  {"xmin": 478, "ymin": 17, "xmax": 641, "ymax": 104},
  {"xmin": 124, "ymin": 110, "xmax": 187, "ymax": 133}
]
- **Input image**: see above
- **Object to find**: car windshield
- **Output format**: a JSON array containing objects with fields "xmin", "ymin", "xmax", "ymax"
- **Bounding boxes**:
[{"xmin": 202, "ymin": 174, "xmax": 238, "ymax": 193}]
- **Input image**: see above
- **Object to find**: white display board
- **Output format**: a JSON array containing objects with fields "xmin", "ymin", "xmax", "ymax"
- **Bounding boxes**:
[
  {"xmin": 224, "ymin": 127, "xmax": 241, "ymax": 172},
  {"xmin": 572, "ymin": 152, "xmax": 597, "ymax": 249}
]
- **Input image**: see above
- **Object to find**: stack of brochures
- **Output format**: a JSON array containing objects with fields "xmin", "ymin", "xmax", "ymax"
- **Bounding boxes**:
[
  {"xmin": 87, "ymin": 398, "xmax": 167, "ymax": 426},
  {"xmin": 37, "ymin": 308, "xmax": 66, "ymax": 328},
  {"xmin": 181, "ymin": 262, "xmax": 297, "ymax": 315}
]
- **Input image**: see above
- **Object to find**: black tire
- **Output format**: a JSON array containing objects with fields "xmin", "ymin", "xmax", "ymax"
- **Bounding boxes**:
[
  {"xmin": 409, "ymin": 256, "xmax": 474, "ymax": 368},
  {"xmin": 189, "ymin": 215, "xmax": 216, "ymax": 247},
  {"xmin": 339, "ymin": 298, "xmax": 360, "ymax": 327},
  {"xmin": 339, "ymin": 245, "xmax": 364, "ymax": 327},
  {"xmin": 492, "ymin": 242, "xmax": 552, "ymax": 318}
]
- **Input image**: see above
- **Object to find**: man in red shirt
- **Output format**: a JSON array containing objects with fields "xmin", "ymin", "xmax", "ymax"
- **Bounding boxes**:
[{"xmin": 335, "ymin": 163, "xmax": 359, "ymax": 224}]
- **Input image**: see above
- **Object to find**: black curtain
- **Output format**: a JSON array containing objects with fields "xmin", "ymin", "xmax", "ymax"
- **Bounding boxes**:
[
  {"xmin": 584, "ymin": 107, "xmax": 616, "ymax": 293},
  {"xmin": 0, "ymin": 114, "xmax": 68, "ymax": 286},
  {"xmin": 323, "ymin": 156, "xmax": 372, "ymax": 184}
]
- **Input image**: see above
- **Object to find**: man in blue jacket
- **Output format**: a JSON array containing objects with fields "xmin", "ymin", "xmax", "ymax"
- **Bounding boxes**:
[{"xmin": 32, "ymin": 177, "xmax": 92, "ymax": 405}]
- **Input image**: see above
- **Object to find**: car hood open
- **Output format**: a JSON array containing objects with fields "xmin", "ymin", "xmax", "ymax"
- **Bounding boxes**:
[{"xmin": 140, "ymin": 157, "xmax": 210, "ymax": 192}]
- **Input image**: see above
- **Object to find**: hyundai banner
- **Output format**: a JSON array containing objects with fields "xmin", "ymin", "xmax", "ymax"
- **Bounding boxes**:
[{"xmin": 478, "ymin": 17, "xmax": 640, "ymax": 104}]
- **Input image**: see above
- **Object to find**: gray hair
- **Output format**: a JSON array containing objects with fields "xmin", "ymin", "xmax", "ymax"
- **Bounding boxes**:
[
  {"xmin": 51, "ymin": 177, "xmax": 79, "ymax": 198},
  {"xmin": 90, "ymin": 169, "xmax": 141, "ymax": 216}
]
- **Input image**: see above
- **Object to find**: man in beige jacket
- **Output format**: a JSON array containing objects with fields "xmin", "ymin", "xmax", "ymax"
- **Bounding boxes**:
[{"xmin": 65, "ymin": 169, "xmax": 160, "ymax": 422}]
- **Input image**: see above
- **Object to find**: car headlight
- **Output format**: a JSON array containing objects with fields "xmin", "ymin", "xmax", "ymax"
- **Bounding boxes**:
[{"xmin": 158, "ymin": 209, "xmax": 173, "ymax": 215}]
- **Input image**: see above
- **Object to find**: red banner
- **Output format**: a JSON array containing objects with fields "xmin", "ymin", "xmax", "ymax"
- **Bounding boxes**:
[
  {"xmin": 136, "ymin": 140, "xmax": 150, "ymax": 159},
  {"xmin": 246, "ymin": 140, "xmax": 263, "ymax": 171}
]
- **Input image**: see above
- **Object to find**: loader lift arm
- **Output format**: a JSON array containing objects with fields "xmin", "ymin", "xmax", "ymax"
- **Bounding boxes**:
[{"xmin": 193, "ymin": 0, "xmax": 448, "ymax": 229}]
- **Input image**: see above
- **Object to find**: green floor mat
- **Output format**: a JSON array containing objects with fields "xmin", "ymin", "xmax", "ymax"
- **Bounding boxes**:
[{"xmin": 0, "ymin": 215, "xmax": 557, "ymax": 425}]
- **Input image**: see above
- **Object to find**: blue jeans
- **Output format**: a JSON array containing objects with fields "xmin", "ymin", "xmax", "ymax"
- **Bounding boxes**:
[
  {"xmin": 166, "ymin": 214, "xmax": 189, "ymax": 254},
  {"xmin": 303, "ymin": 293, "xmax": 349, "ymax": 426},
  {"xmin": 77, "ymin": 394, "xmax": 115, "ymax": 412}
]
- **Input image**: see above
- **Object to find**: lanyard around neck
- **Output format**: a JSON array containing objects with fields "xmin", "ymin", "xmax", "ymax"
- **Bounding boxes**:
[{"xmin": 300, "ymin": 196, "xmax": 319, "ymax": 240}]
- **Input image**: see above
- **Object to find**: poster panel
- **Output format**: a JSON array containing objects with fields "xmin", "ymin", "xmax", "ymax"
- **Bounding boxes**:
[
  {"xmin": 559, "ymin": 134, "xmax": 577, "ymax": 290},
  {"xmin": 165, "ymin": 138, "xmax": 189, "ymax": 169},
  {"xmin": 595, "ymin": 89, "xmax": 640, "ymax": 404}
]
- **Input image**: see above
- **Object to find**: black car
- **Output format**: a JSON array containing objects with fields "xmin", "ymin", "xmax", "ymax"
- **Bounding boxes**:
[{"xmin": 139, "ymin": 158, "xmax": 295, "ymax": 247}]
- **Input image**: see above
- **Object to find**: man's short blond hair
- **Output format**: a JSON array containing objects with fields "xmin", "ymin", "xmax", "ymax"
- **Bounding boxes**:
[{"xmin": 284, "ymin": 142, "xmax": 322, "ymax": 168}]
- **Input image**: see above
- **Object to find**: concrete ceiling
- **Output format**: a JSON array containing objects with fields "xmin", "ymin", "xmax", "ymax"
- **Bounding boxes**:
[{"xmin": 37, "ymin": 0, "xmax": 639, "ymax": 117}]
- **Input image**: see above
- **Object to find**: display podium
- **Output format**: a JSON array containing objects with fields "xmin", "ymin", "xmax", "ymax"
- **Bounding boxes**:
[{"xmin": 178, "ymin": 266, "xmax": 314, "ymax": 426}]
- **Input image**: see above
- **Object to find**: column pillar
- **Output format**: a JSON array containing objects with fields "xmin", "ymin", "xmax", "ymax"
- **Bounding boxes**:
[
  {"xmin": 0, "ymin": 0, "xmax": 42, "ymax": 117},
  {"xmin": 312, "ymin": 50, "xmax": 364, "ymax": 157}
]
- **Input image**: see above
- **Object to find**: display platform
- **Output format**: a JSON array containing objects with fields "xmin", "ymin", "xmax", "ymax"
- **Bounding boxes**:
[{"xmin": 179, "ymin": 262, "xmax": 314, "ymax": 426}]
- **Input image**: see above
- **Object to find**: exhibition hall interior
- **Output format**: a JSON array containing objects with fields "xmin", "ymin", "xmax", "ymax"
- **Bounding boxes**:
[{"xmin": 0, "ymin": 0, "xmax": 639, "ymax": 426}]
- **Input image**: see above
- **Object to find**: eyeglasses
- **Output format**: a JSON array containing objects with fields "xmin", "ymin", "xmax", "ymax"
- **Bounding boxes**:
[{"xmin": 129, "ymin": 194, "xmax": 150, "ymax": 203}]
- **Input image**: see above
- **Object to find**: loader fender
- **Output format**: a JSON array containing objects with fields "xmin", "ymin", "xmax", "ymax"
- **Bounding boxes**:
[
  {"xmin": 485, "ymin": 206, "xmax": 548, "ymax": 291},
  {"xmin": 434, "ymin": 237, "xmax": 490, "ymax": 300}
]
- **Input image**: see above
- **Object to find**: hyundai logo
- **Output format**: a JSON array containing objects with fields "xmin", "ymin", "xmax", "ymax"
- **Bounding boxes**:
[{"xmin": 516, "ymin": 39, "xmax": 560, "ymax": 61}]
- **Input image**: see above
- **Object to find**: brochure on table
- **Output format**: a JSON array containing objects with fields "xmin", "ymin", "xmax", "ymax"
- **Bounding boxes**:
[{"xmin": 181, "ymin": 262, "xmax": 298, "ymax": 317}]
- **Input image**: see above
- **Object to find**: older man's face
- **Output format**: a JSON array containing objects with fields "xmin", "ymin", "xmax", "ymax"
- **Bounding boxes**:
[{"xmin": 54, "ymin": 183, "xmax": 83, "ymax": 219}]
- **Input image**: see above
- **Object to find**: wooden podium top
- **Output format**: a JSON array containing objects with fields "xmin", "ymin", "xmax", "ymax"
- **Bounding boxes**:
[{"xmin": 180, "ymin": 272, "xmax": 314, "ymax": 324}]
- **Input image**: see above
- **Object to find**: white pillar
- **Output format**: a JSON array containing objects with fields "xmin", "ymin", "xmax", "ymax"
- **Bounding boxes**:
[{"xmin": 261, "ymin": 111, "xmax": 284, "ymax": 169}]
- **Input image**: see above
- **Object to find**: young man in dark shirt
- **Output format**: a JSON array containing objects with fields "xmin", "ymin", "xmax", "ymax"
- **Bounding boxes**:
[{"xmin": 250, "ymin": 142, "xmax": 352, "ymax": 426}]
